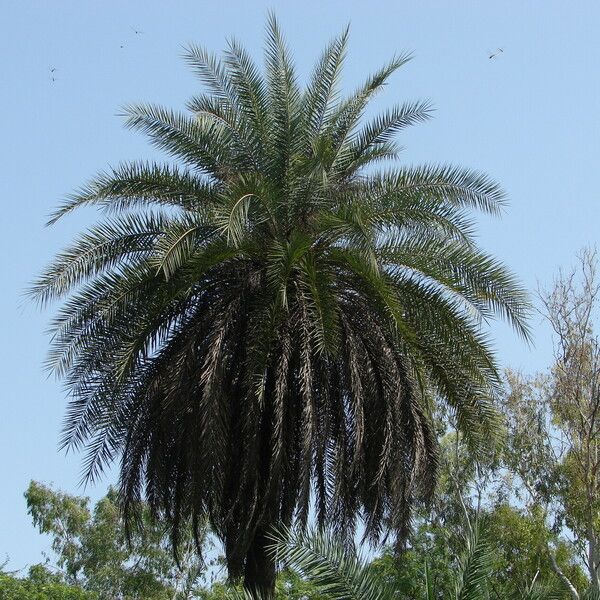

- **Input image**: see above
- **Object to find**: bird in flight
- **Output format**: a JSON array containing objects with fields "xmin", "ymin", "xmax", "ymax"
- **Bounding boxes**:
[
  {"xmin": 489, "ymin": 47, "xmax": 504, "ymax": 59},
  {"xmin": 49, "ymin": 67, "xmax": 57, "ymax": 82},
  {"xmin": 121, "ymin": 27, "xmax": 143, "ymax": 48}
]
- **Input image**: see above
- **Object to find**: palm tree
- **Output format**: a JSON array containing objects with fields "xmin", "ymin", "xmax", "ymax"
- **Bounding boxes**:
[{"xmin": 32, "ymin": 15, "xmax": 529, "ymax": 597}]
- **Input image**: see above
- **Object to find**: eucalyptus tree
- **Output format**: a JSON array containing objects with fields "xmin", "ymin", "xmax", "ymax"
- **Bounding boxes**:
[
  {"xmin": 25, "ymin": 481, "xmax": 208, "ymax": 599},
  {"xmin": 32, "ymin": 15, "xmax": 529, "ymax": 597},
  {"xmin": 501, "ymin": 249, "xmax": 600, "ymax": 600}
]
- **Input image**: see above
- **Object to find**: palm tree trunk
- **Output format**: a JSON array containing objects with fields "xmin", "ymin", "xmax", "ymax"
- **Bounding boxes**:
[{"xmin": 243, "ymin": 525, "xmax": 276, "ymax": 599}]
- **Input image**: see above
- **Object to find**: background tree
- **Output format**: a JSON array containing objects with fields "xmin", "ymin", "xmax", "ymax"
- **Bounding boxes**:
[
  {"xmin": 32, "ymin": 15, "xmax": 529, "ymax": 596},
  {"xmin": 15, "ymin": 472, "xmax": 587, "ymax": 600},
  {"xmin": 370, "ymin": 425, "xmax": 584, "ymax": 600},
  {"xmin": 0, "ymin": 571, "xmax": 95, "ymax": 600},
  {"xmin": 25, "ymin": 481, "xmax": 208, "ymax": 599},
  {"xmin": 485, "ymin": 504, "xmax": 586, "ymax": 598},
  {"xmin": 500, "ymin": 249, "xmax": 600, "ymax": 599}
]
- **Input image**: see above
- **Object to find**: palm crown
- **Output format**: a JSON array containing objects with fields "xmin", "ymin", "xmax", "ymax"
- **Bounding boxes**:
[{"xmin": 32, "ymin": 15, "xmax": 529, "ymax": 594}]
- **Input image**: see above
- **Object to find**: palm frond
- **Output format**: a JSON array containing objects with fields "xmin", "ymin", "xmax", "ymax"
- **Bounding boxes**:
[
  {"xmin": 302, "ymin": 26, "xmax": 349, "ymax": 144},
  {"xmin": 371, "ymin": 164, "xmax": 507, "ymax": 216},
  {"xmin": 454, "ymin": 523, "xmax": 493, "ymax": 600},
  {"xmin": 122, "ymin": 104, "xmax": 232, "ymax": 177},
  {"xmin": 47, "ymin": 162, "xmax": 218, "ymax": 225},
  {"xmin": 270, "ymin": 527, "xmax": 396, "ymax": 600},
  {"xmin": 332, "ymin": 100, "xmax": 433, "ymax": 177}
]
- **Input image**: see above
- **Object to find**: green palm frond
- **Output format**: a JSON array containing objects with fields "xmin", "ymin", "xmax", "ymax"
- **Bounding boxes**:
[
  {"xmin": 369, "ymin": 165, "xmax": 507, "ymax": 216},
  {"xmin": 222, "ymin": 38, "xmax": 269, "ymax": 142},
  {"xmin": 46, "ymin": 162, "xmax": 218, "ymax": 225},
  {"xmin": 122, "ymin": 103, "xmax": 234, "ymax": 176},
  {"xmin": 326, "ymin": 53, "xmax": 413, "ymax": 153},
  {"xmin": 270, "ymin": 527, "xmax": 396, "ymax": 600},
  {"xmin": 182, "ymin": 43, "xmax": 235, "ymax": 105},
  {"xmin": 454, "ymin": 524, "xmax": 493, "ymax": 600},
  {"xmin": 302, "ymin": 26, "xmax": 349, "ymax": 144},
  {"xmin": 515, "ymin": 582, "xmax": 564, "ymax": 600},
  {"xmin": 31, "ymin": 213, "xmax": 163, "ymax": 305},
  {"xmin": 332, "ymin": 100, "xmax": 433, "ymax": 177},
  {"xmin": 150, "ymin": 216, "xmax": 214, "ymax": 279}
]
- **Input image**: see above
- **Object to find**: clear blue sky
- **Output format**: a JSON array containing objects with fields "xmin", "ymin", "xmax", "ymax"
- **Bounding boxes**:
[{"xmin": 1, "ymin": 0, "xmax": 599, "ymax": 572}]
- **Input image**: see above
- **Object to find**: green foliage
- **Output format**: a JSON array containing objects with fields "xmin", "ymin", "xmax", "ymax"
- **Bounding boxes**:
[
  {"xmin": 24, "ymin": 481, "xmax": 207, "ymax": 599},
  {"xmin": 368, "ymin": 507, "xmax": 586, "ymax": 600},
  {"xmin": 274, "ymin": 569, "xmax": 328, "ymax": 600},
  {"xmin": 26, "ymin": 482, "xmax": 90, "ymax": 582},
  {"xmin": 17, "ymin": 478, "xmax": 591, "ymax": 599},
  {"xmin": 0, "ymin": 572, "xmax": 95, "ymax": 600},
  {"xmin": 371, "ymin": 413, "xmax": 587, "ymax": 599},
  {"xmin": 484, "ymin": 504, "xmax": 587, "ymax": 597},
  {"xmin": 197, "ymin": 572, "xmax": 327, "ymax": 600},
  {"xmin": 370, "ymin": 524, "xmax": 455, "ymax": 599}
]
